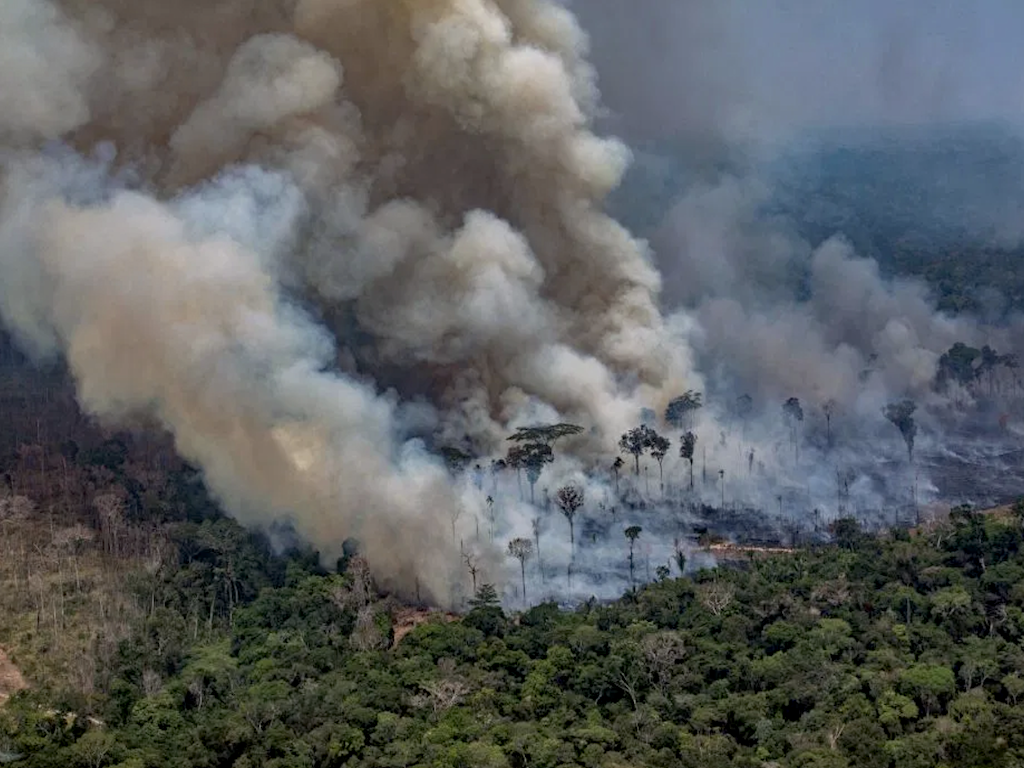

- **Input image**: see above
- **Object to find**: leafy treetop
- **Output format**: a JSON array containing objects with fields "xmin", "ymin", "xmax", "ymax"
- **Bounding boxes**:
[{"xmin": 506, "ymin": 423, "xmax": 584, "ymax": 445}]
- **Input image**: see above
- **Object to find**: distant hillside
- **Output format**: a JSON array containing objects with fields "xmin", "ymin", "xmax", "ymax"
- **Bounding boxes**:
[
  {"xmin": 613, "ymin": 123, "xmax": 1024, "ymax": 314},
  {"xmin": 768, "ymin": 123, "xmax": 1024, "ymax": 253}
]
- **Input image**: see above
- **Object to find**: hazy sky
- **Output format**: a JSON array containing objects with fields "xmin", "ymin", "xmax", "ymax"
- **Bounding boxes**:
[{"xmin": 566, "ymin": 0, "xmax": 1024, "ymax": 145}]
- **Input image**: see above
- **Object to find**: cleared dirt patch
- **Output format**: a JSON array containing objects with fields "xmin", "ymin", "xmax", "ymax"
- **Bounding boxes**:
[
  {"xmin": 0, "ymin": 647, "xmax": 27, "ymax": 704},
  {"xmin": 392, "ymin": 608, "xmax": 458, "ymax": 646}
]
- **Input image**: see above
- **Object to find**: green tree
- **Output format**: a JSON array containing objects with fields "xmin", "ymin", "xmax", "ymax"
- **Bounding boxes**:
[{"xmin": 899, "ymin": 664, "xmax": 956, "ymax": 716}]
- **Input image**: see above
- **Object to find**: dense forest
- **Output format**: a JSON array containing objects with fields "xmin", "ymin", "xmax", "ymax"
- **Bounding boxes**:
[{"xmin": 4, "ymin": 449, "xmax": 1024, "ymax": 768}]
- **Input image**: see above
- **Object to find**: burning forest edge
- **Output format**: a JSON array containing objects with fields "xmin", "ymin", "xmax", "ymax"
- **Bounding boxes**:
[{"xmin": 3, "ymin": 0, "xmax": 1024, "ymax": 610}]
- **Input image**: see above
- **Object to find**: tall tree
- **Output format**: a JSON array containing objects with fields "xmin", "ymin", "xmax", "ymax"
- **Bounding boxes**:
[
  {"xmin": 611, "ymin": 456, "xmax": 624, "ymax": 495},
  {"xmin": 619, "ymin": 424, "xmax": 657, "ymax": 476},
  {"xmin": 665, "ymin": 391, "xmax": 703, "ymax": 430},
  {"xmin": 935, "ymin": 342, "xmax": 981, "ymax": 393},
  {"xmin": 507, "ymin": 538, "xmax": 533, "ymax": 604},
  {"xmin": 556, "ymin": 485, "xmax": 584, "ymax": 551},
  {"xmin": 822, "ymin": 399, "xmax": 837, "ymax": 447},
  {"xmin": 648, "ymin": 433, "xmax": 671, "ymax": 493},
  {"xmin": 462, "ymin": 546, "xmax": 479, "ymax": 595},
  {"xmin": 505, "ymin": 445, "xmax": 526, "ymax": 500},
  {"xmin": 679, "ymin": 431, "xmax": 697, "ymax": 490},
  {"xmin": 624, "ymin": 525, "xmax": 642, "ymax": 591},
  {"xmin": 782, "ymin": 397, "xmax": 804, "ymax": 462},
  {"xmin": 884, "ymin": 400, "xmax": 918, "ymax": 462},
  {"xmin": 520, "ymin": 443, "xmax": 553, "ymax": 504},
  {"xmin": 447, "ymin": 504, "xmax": 463, "ymax": 541}
]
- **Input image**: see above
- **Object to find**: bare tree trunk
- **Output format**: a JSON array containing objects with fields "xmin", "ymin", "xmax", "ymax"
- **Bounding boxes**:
[
  {"xmin": 628, "ymin": 547, "xmax": 635, "ymax": 591},
  {"xmin": 532, "ymin": 520, "xmax": 543, "ymax": 583}
]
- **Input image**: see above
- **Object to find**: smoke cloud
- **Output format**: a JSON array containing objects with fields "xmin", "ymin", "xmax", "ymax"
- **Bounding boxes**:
[
  {"xmin": 0, "ymin": 0, "xmax": 701, "ymax": 604},
  {"xmin": 4, "ymin": 0, "xmax": 1023, "ymax": 606}
]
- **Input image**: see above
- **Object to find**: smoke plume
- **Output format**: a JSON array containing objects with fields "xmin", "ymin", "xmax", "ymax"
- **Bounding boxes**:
[{"xmin": 0, "ymin": 0, "xmax": 697, "ymax": 603}]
